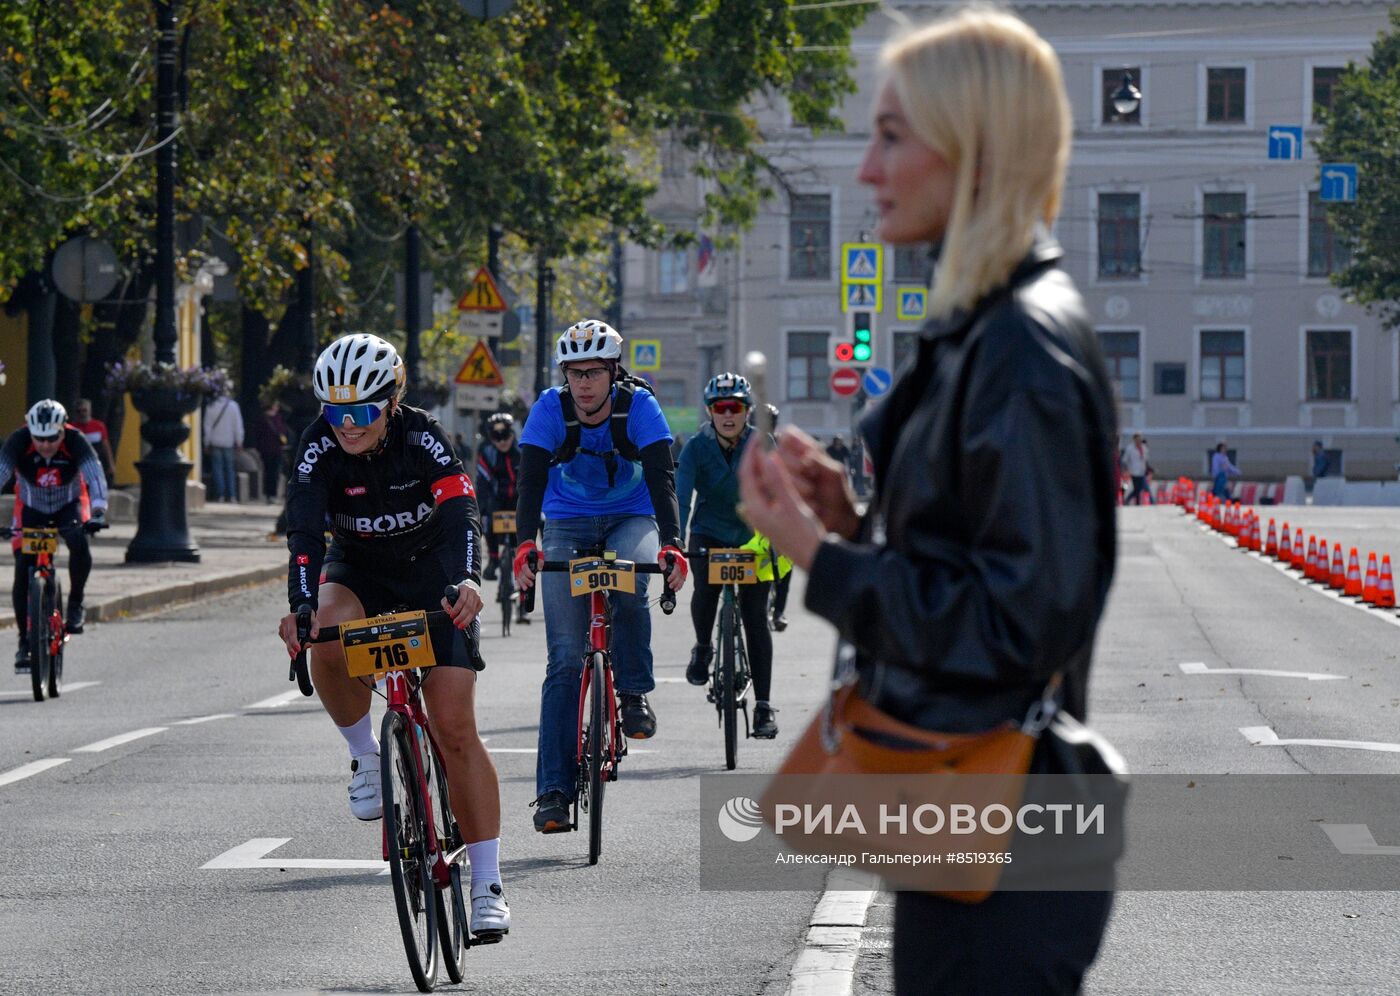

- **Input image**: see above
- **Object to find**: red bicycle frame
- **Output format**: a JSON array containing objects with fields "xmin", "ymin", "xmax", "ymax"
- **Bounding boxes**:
[
  {"xmin": 575, "ymin": 590, "xmax": 622, "ymax": 782},
  {"xmin": 380, "ymin": 669, "xmax": 462, "ymax": 889},
  {"xmin": 24, "ymin": 532, "xmax": 64, "ymax": 661}
]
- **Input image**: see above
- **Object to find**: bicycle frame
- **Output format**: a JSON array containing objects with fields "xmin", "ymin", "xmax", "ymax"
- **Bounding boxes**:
[
  {"xmin": 575, "ymin": 590, "xmax": 622, "ymax": 782},
  {"xmin": 19, "ymin": 531, "xmax": 64, "ymax": 661}
]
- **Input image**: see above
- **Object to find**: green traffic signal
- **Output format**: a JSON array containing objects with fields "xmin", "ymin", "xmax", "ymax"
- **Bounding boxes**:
[{"xmin": 853, "ymin": 342, "xmax": 872, "ymax": 362}]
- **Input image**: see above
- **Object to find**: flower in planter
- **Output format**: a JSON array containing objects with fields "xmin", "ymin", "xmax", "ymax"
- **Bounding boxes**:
[{"xmin": 106, "ymin": 361, "xmax": 233, "ymax": 399}]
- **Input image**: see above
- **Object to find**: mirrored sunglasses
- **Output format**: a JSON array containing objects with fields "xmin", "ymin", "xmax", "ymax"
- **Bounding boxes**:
[
  {"xmin": 323, "ymin": 401, "xmax": 386, "ymax": 428},
  {"xmin": 710, "ymin": 400, "xmax": 748, "ymax": 415}
]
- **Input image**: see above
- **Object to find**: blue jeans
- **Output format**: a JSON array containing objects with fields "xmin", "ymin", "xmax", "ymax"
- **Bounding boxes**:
[
  {"xmin": 536, "ymin": 514, "xmax": 659, "ymax": 799},
  {"xmin": 209, "ymin": 447, "xmax": 236, "ymax": 501}
]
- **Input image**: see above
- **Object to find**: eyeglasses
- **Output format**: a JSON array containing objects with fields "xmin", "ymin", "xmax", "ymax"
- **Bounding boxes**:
[
  {"xmin": 710, "ymin": 400, "xmax": 748, "ymax": 415},
  {"xmin": 323, "ymin": 401, "xmax": 387, "ymax": 428},
  {"xmin": 490, "ymin": 428, "xmax": 514, "ymax": 441},
  {"xmin": 564, "ymin": 366, "xmax": 610, "ymax": 385}
]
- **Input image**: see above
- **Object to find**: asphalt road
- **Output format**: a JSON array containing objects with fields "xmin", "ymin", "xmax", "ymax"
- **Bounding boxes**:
[{"xmin": 0, "ymin": 576, "xmax": 834, "ymax": 995}]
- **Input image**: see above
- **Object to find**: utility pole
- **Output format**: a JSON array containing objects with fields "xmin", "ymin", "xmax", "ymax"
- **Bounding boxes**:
[
  {"xmin": 533, "ymin": 250, "xmax": 554, "ymax": 398},
  {"xmin": 404, "ymin": 222, "xmax": 422, "ymax": 392}
]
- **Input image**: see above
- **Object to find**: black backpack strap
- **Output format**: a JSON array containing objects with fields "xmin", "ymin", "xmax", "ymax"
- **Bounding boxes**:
[
  {"xmin": 550, "ymin": 372, "xmax": 649, "ymax": 484},
  {"xmin": 551, "ymin": 388, "xmax": 583, "ymax": 466}
]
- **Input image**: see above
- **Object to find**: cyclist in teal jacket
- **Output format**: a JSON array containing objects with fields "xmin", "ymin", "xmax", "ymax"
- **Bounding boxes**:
[{"xmin": 676, "ymin": 373, "xmax": 778, "ymax": 738}]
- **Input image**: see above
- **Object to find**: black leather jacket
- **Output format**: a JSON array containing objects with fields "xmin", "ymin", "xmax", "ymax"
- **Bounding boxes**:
[{"xmin": 806, "ymin": 236, "xmax": 1118, "ymax": 740}]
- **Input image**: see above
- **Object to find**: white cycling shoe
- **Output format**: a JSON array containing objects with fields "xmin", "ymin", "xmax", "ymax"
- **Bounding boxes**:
[
  {"xmin": 470, "ymin": 881, "xmax": 511, "ymax": 939},
  {"xmin": 348, "ymin": 751, "xmax": 383, "ymax": 821}
]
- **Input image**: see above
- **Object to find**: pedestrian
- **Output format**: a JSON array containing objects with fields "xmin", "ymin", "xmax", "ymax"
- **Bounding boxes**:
[
  {"xmin": 1121, "ymin": 432, "xmax": 1150, "ymax": 505},
  {"xmin": 764, "ymin": 403, "xmax": 792, "ymax": 632},
  {"xmin": 70, "ymin": 398, "xmax": 117, "ymax": 485},
  {"xmin": 1311, "ymin": 440, "xmax": 1329, "ymax": 480},
  {"xmin": 251, "ymin": 402, "xmax": 290, "ymax": 504},
  {"xmin": 1211, "ymin": 441, "xmax": 1241, "ymax": 501},
  {"xmin": 203, "ymin": 388, "xmax": 245, "ymax": 503},
  {"xmin": 824, "ymin": 434, "xmax": 851, "ymax": 473},
  {"xmin": 739, "ymin": 8, "xmax": 1122, "ymax": 992}
]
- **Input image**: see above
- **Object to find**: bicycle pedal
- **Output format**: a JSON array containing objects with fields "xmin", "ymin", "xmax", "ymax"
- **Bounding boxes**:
[{"xmin": 472, "ymin": 930, "xmax": 506, "ymax": 945}]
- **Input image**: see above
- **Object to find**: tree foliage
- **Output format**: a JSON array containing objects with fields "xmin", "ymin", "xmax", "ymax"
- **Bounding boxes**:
[{"xmin": 1315, "ymin": 7, "xmax": 1400, "ymax": 329}]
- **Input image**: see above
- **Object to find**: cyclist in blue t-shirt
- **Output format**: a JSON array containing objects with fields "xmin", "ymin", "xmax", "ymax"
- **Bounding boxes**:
[{"xmin": 512, "ymin": 319, "xmax": 689, "ymax": 834}]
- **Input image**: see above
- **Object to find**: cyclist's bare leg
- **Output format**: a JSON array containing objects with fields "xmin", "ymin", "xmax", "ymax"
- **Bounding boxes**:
[
  {"xmin": 423, "ymin": 666, "xmax": 501, "ymax": 843},
  {"xmin": 309, "ymin": 582, "xmax": 372, "ymax": 727}
]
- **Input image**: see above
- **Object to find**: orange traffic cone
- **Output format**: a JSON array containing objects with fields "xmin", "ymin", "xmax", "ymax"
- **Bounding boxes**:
[
  {"xmin": 1250, "ymin": 515, "xmax": 1262, "ymax": 552},
  {"xmin": 1379, "ymin": 556, "xmax": 1396, "ymax": 609},
  {"xmin": 1345, "ymin": 548, "xmax": 1363, "ymax": 597},
  {"xmin": 1265, "ymin": 519, "xmax": 1278, "ymax": 557},
  {"xmin": 1306, "ymin": 536, "xmax": 1319, "ymax": 579},
  {"xmin": 1330, "ymin": 544, "xmax": 1346, "ymax": 589},
  {"xmin": 1279, "ymin": 522, "xmax": 1291, "ymax": 562},
  {"xmin": 1365, "ymin": 553, "xmax": 1381, "ymax": 603},
  {"xmin": 1293, "ymin": 531, "xmax": 1306, "ymax": 572}
]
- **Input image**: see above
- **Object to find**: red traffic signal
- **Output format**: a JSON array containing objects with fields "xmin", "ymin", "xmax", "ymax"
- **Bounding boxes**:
[{"xmin": 834, "ymin": 342, "xmax": 855, "ymax": 362}]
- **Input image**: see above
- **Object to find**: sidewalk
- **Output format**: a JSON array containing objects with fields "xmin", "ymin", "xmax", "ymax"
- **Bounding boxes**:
[{"xmin": 0, "ymin": 500, "xmax": 287, "ymax": 630}]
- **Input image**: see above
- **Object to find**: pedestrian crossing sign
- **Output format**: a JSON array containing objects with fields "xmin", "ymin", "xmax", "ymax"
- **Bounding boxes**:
[
  {"xmin": 456, "ymin": 267, "xmax": 508, "ymax": 313},
  {"xmin": 454, "ymin": 341, "xmax": 505, "ymax": 386},
  {"xmin": 841, "ymin": 243, "xmax": 882, "ymax": 285},
  {"xmin": 841, "ymin": 282, "xmax": 882, "ymax": 314},
  {"xmin": 896, "ymin": 287, "xmax": 927, "ymax": 321},
  {"xmin": 630, "ymin": 340, "xmax": 662, "ymax": 371}
]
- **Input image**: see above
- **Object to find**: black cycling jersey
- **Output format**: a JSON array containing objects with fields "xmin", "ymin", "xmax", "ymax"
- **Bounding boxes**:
[
  {"xmin": 475, "ymin": 442, "xmax": 522, "ymax": 512},
  {"xmin": 284, "ymin": 404, "xmax": 484, "ymax": 610},
  {"xmin": 0, "ymin": 426, "xmax": 108, "ymax": 516}
]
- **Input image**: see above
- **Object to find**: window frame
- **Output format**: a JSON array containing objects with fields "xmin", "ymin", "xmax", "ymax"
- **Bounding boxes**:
[
  {"xmin": 1195, "ymin": 327, "xmax": 1249, "ymax": 403},
  {"xmin": 1091, "ymin": 188, "xmax": 1146, "ymax": 285},
  {"xmin": 1301, "ymin": 326, "xmax": 1356, "ymax": 403},
  {"xmin": 784, "ymin": 190, "xmax": 837, "ymax": 284},
  {"xmin": 1095, "ymin": 63, "xmax": 1146, "ymax": 128},
  {"xmin": 656, "ymin": 247, "xmax": 691, "ymax": 296},
  {"xmin": 1307, "ymin": 63, "xmax": 1345, "ymax": 125},
  {"xmin": 784, "ymin": 328, "xmax": 833, "ymax": 402},
  {"xmin": 1096, "ymin": 327, "xmax": 1144, "ymax": 403},
  {"xmin": 1302, "ymin": 187, "xmax": 1352, "ymax": 281},
  {"xmin": 891, "ymin": 245, "xmax": 933, "ymax": 284},
  {"xmin": 1198, "ymin": 62, "xmax": 1253, "ymax": 128},
  {"xmin": 1197, "ymin": 187, "xmax": 1252, "ymax": 284}
]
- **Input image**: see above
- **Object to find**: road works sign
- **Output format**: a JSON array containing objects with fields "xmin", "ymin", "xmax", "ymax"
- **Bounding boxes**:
[
  {"xmin": 456, "ymin": 267, "xmax": 508, "ymax": 312},
  {"xmin": 454, "ymin": 341, "xmax": 505, "ymax": 386}
]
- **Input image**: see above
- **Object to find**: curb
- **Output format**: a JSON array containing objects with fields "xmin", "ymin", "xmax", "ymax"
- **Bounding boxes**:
[{"xmin": 0, "ymin": 564, "xmax": 285, "ymax": 631}]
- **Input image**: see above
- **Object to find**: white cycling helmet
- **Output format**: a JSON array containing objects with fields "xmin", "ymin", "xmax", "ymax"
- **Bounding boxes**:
[
  {"xmin": 312, "ymin": 333, "xmax": 406, "ymax": 404},
  {"xmin": 26, "ymin": 399, "xmax": 67, "ymax": 439},
  {"xmin": 554, "ymin": 319, "xmax": 623, "ymax": 366}
]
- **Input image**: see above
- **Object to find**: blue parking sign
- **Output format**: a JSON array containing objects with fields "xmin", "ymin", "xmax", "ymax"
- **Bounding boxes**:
[
  {"xmin": 1320, "ymin": 164, "xmax": 1358, "ymax": 203},
  {"xmin": 1267, "ymin": 125, "xmax": 1303, "ymax": 161}
]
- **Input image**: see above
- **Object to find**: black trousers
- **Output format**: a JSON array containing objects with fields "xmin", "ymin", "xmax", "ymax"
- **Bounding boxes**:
[
  {"xmin": 893, "ymin": 889, "xmax": 1114, "ymax": 995},
  {"xmin": 260, "ymin": 452, "xmax": 281, "ymax": 499},
  {"xmin": 770, "ymin": 567, "xmax": 792, "ymax": 617},
  {"xmin": 688, "ymin": 534, "xmax": 773, "ymax": 701},
  {"xmin": 12, "ymin": 503, "xmax": 91, "ymax": 634}
]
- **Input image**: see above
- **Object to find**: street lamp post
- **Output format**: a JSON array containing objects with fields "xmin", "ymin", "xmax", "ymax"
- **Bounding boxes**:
[{"xmin": 126, "ymin": 0, "xmax": 200, "ymax": 563}]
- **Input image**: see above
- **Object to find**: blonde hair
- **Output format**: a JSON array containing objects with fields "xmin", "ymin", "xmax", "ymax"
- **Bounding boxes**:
[{"xmin": 882, "ymin": 6, "xmax": 1071, "ymax": 318}]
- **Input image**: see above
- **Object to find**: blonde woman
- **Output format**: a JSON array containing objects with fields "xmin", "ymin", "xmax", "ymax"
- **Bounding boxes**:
[{"xmin": 740, "ymin": 8, "xmax": 1121, "ymax": 992}]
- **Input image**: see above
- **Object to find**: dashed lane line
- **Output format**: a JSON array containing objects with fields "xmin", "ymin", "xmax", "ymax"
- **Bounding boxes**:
[
  {"xmin": 0, "ymin": 757, "xmax": 69, "ymax": 787},
  {"xmin": 244, "ymin": 689, "xmax": 304, "ymax": 710},
  {"xmin": 201, "ymin": 837, "xmax": 389, "ymax": 874},
  {"xmin": 1179, "ymin": 661, "xmax": 1347, "ymax": 681},
  {"xmin": 1240, "ymin": 725, "xmax": 1400, "ymax": 753},
  {"xmin": 785, "ymin": 868, "xmax": 879, "ymax": 996},
  {"xmin": 173, "ymin": 713, "xmax": 237, "ymax": 725},
  {"xmin": 0, "ymin": 680, "xmax": 101, "ymax": 700},
  {"xmin": 72, "ymin": 727, "xmax": 168, "ymax": 753}
]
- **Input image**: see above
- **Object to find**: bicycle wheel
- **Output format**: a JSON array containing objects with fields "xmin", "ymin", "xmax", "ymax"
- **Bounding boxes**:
[
  {"xmin": 718, "ymin": 600, "xmax": 738, "ymax": 770},
  {"xmin": 429, "ymin": 739, "xmax": 470, "ymax": 982},
  {"xmin": 498, "ymin": 541, "xmax": 514, "ymax": 638},
  {"xmin": 586, "ymin": 651, "xmax": 608, "ymax": 865},
  {"xmin": 47, "ymin": 578, "xmax": 63, "ymax": 698},
  {"xmin": 29, "ymin": 574, "xmax": 49, "ymax": 703},
  {"xmin": 381, "ymin": 710, "xmax": 440, "ymax": 993}
]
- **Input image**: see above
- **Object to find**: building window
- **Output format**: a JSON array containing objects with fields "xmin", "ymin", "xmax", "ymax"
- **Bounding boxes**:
[
  {"xmin": 786, "ymin": 331, "xmax": 830, "ymax": 401},
  {"xmin": 1312, "ymin": 66, "xmax": 1344, "ymax": 124},
  {"xmin": 1101, "ymin": 67, "xmax": 1142, "ymax": 125},
  {"xmin": 893, "ymin": 331, "xmax": 919, "ymax": 371},
  {"xmin": 1206, "ymin": 67, "xmax": 1246, "ymax": 123},
  {"xmin": 1096, "ymin": 193, "xmax": 1141, "ymax": 278},
  {"xmin": 1097, "ymin": 331, "xmax": 1141, "ymax": 402},
  {"xmin": 1200, "ymin": 330, "xmax": 1245, "ymax": 401},
  {"xmin": 657, "ymin": 378, "xmax": 689, "ymax": 409},
  {"xmin": 1202, "ymin": 192, "xmax": 1246, "ymax": 279},
  {"xmin": 1308, "ymin": 191, "xmax": 1352, "ymax": 278},
  {"xmin": 1154, "ymin": 363, "xmax": 1186, "ymax": 396},
  {"xmin": 657, "ymin": 249, "xmax": 689, "ymax": 295},
  {"xmin": 1306, "ymin": 329, "xmax": 1351, "ymax": 401},
  {"xmin": 893, "ymin": 246, "xmax": 932, "ymax": 284},
  {"xmin": 788, "ymin": 194, "xmax": 831, "ymax": 281}
]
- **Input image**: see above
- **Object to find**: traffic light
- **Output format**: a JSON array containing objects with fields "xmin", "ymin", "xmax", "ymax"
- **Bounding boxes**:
[{"xmin": 828, "ymin": 310, "xmax": 875, "ymax": 367}]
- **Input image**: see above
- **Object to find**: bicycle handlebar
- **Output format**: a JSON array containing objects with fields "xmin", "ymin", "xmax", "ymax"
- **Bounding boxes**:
[
  {"xmin": 288, "ymin": 585, "xmax": 484, "ymax": 695},
  {"xmin": 520, "ymin": 551, "xmax": 677, "ymax": 616}
]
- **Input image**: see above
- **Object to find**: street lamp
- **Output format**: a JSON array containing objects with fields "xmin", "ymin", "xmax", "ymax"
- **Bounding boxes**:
[{"xmin": 1111, "ymin": 72, "xmax": 1142, "ymax": 117}]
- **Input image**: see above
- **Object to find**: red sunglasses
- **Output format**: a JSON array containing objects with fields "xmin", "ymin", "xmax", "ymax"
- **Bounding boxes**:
[{"xmin": 710, "ymin": 400, "xmax": 748, "ymax": 415}]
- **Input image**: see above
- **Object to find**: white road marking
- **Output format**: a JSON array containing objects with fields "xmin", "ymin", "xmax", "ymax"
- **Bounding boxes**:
[
  {"xmin": 1240, "ymin": 725, "xmax": 1400, "ymax": 753},
  {"xmin": 484, "ymin": 747, "xmax": 656, "ymax": 754},
  {"xmin": 173, "ymin": 713, "xmax": 236, "ymax": 725},
  {"xmin": 244, "ymin": 689, "xmax": 303, "ymax": 709},
  {"xmin": 0, "ymin": 680, "xmax": 100, "ymax": 700},
  {"xmin": 0, "ymin": 757, "xmax": 69, "ymax": 788},
  {"xmin": 1321, "ymin": 824, "xmax": 1400, "ymax": 855},
  {"xmin": 73, "ymin": 727, "xmax": 167, "ymax": 753},
  {"xmin": 786, "ymin": 868, "xmax": 879, "ymax": 996},
  {"xmin": 202, "ymin": 837, "xmax": 389, "ymax": 875},
  {"xmin": 1179, "ymin": 661, "xmax": 1346, "ymax": 681}
]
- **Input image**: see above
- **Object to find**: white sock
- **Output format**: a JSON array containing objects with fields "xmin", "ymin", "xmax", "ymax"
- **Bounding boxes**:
[
  {"xmin": 337, "ymin": 712, "xmax": 378, "ymax": 759},
  {"xmin": 466, "ymin": 838, "xmax": 501, "ymax": 888}
]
